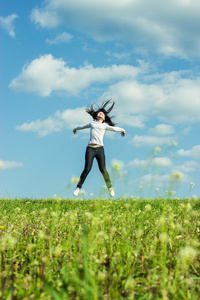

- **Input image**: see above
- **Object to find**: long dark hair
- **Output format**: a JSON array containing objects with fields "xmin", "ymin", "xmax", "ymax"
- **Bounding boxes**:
[{"xmin": 86, "ymin": 99, "xmax": 116, "ymax": 126}]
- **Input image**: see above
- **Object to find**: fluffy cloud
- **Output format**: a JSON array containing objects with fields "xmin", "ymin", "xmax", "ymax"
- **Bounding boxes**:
[
  {"xmin": 128, "ymin": 157, "xmax": 172, "ymax": 168},
  {"xmin": 175, "ymin": 161, "xmax": 199, "ymax": 173},
  {"xmin": 16, "ymin": 107, "xmax": 91, "ymax": 137},
  {"xmin": 0, "ymin": 160, "xmax": 24, "ymax": 170},
  {"xmin": 0, "ymin": 14, "xmax": 18, "ymax": 38},
  {"xmin": 30, "ymin": 0, "xmax": 200, "ymax": 58},
  {"xmin": 149, "ymin": 124, "xmax": 175, "ymax": 136},
  {"xmin": 46, "ymin": 32, "xmax": 73, "ymax": 45},
  {"xmin": 177, "ymin": 145, "xmax": 200, "ymax": 159},
  {"xmin": 131, "ymin": 135, "xmax": 173, "ymax": 147},
  {"xmin": 9, "ymin": 54, "xmax": 140, "ymax": 96},
  {"xmin": 137, "ymin": 171, "xmax": 190, "ymax": 190},
  {"xmin": 106, "ymin": 72, "xmax": 200, "ymax": 125},
  {"xmin": 10, "ymin": 55, "xmax": 200, "ymax": 127},
  {"xmin": 15, "ymin": 117, "xmax": 64, "ymax": 137}
]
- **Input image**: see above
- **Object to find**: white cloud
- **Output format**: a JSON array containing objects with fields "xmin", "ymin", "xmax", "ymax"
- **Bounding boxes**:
[
  {"xmin": 106, "ymin": 51, "xmax": 130, "ymax": 60},
  {"xmin": 152, "ymin": 157, "xmax": 172, "ymax": 167},
  {"xmin": 16, "ymin": 117, "xmax": 64, "ymax": 137},
  {"xmin": 9, "ymin": 55, "xmax": 200, "ymax": 129},
  {"xmin": 16, "ymin": 107, "xmax": 91, "ymax": 137},
  {"xmin": 128, "ymin": 157, "xmax": 198, "ymax": 176},
  {"xmin": 30, "ymin": 8, "xmax": 60, "ymax": 28},
  {"xmin": 131, "ymin": 135, "xmax": 173, "ymax": 147},
  {"xmin": 177, "ymin": 145, "xmax": 200, "ymax": 159},
  {"xmin": 46, "ymin": 32, "xmax": 73, "ymax": 45},
  {"xmin": 175, "ymin": 160, "xmax": 199, "ymax": 173},
  {"xmin": 9, "ymin": 54, "xmax": 140, "ymax": 97},
  {"xmin": 30, "ymin": 0, "xmax": 200, "ymax": 58},
  {"xmin": 128, "ymin": 158, "xmax": 147, "ymax": 168},
  {"xmin": 149, "ymin": 124, "xmax": 175, "ymax": 136},
  {"xmin": 105, "ymin": 71, "xmax": 200, "ymax": 126},
  {"xmin": 0, "ymin": 14, "xmax": 18, "ymax": 37},
  {"xmin": 55, "ymin": 107, "xmax": 91, "ymax": 127},
  {"xmin": 0, "ymin": 160, "xmax": 24, "ymax": 170},
  {"xmin": 128, "ymin": 157, "xmax": 172, "ymax": 168},
  {"xmin": 136, "ymin": 171, "xmax": 190, "ymax": 190}
]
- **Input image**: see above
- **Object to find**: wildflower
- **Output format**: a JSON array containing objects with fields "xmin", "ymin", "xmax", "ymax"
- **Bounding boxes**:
[
  {"xmin": 85, "ymin": 212, "xmax": 93, "ymax": 219},
  {"xmin": 135, "ymin": 229, "xmax": 143, "ymax": 238},
  {"xmin": 154, "ymin": 147, "xmax": 161, "ymax": 153},
  {"xmin": 158, "ymin": 216, "xmax": 165, "ymax": 225},
  {"xmin": 97, "ymin": 271, "xmax": 107, "ymax": 281},
  {"xmin": 171, "ymin": 172, "xmax": 182, "ymax": 181},
  {"xmin": 54, "ymin": 245, "xmax": 63, "ymax": 257},
  {"xmin": 79, "ymin": 189, "xmax": 86, "ymax": 195},
  {"xmin": 145, "ymin": 204, "xmax": 152, "ymax": 211},
  {"xmin": 70, "ymin": 176, "xmax": 79, "ymax": 185},
  {"xmin": 51, "ymin": 211, "xmax": 58, "ymax": 217},
  {"xmin": 97, "ymin": 231, "xmax": 108, "ymax": 239},
  {"xmin": 159, "ymin": 232, "xmax": 168, "ymax": 243},
  {"xmin": 14, "ymin": 207, "xmax": 21, "ymax": 212},
  {"xmin": 38, "ymin": 230, "xmax": 46, "ymax": 240},
  {"xmin": 27, "ymin": 243, "xmax": 36, "ymax": 252},
  {"xmin": 155, "ymin": 188, "xmax": 159, "ymax": 192},
  {"xmin": 125, "ymin": 278, "xmax": 135, "ymax": 289},
  {"xmin": 190, "ymin": 182, "xmax": 194, "ymax": 188},
  {"xmin": 111, "ymin": 159, "xmax": 124, "ymax": 172},
  {"xmin": 185, "ymin": 203, "xmax": 192, "ymax": 211},
  {"xmin": 179, "ymin": 246, "xmax": 197, "ymax": 268},
  {"xmin": 0, "ymin": 226, "xmax": 5, "ymax": 230},
  {"xmin": 1, "ymin": 234, "xmax": 17, "ymax": 251},
  {"xmin": 172, "ymin": 141, "xmax": 178, "ymax": 147},
  {"xmin": 41, "ymin": 208, "xmax": 48, "ymax": 215}
]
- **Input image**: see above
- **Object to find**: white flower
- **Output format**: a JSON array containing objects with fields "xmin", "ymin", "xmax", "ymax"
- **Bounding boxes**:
[
  {"xmin": 38, "ymin": 230, "xmax": 46, "ymax": 239},
  {"xmin": 85, "ymin": 212, "xmax": 93, "ymax": 219},
  {"xmin": 179, "ymin": 246, "xmax": 197, "ymax": 266},
  {"xmin": 145, "ymin": 204, "xmax": 151, "ymax": 211},
  {"xmin": 159, "ymin": 232, "xmax": 168, "ymax": 243},
  {"xmin": 54, "ymin": 245, "xmax": 63, "ymax": 257},
  {"xmin": 0, "ymin": 234, "xmax": 17, "ymax": 250}
]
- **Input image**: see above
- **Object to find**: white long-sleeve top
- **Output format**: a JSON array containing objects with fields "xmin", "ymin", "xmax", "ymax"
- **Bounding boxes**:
[{"xmin": 74, "ymin": 120, "xmax": 125, "ymax": 146}]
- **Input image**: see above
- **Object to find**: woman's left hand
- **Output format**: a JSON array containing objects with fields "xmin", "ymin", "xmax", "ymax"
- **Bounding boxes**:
[{"xmin": 121, "ymin": 131, "xmax": 125, "ymax": 137}]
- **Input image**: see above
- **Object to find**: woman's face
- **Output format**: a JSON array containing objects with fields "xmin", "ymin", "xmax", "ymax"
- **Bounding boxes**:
[{"xmin": 97, "ymin": 111, "xmax": 105, "ymax": 121}]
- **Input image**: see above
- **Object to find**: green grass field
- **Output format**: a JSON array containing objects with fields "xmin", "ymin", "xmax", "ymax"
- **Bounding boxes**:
[{"xmin": 0, "ymin": 198, "xmax": 200, "ymax": 299}]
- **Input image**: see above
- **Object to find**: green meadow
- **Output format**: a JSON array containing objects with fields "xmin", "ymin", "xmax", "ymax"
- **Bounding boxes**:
[{"xmin": 0, "ymin": 198, "xmax": 200, "ymax": 300}]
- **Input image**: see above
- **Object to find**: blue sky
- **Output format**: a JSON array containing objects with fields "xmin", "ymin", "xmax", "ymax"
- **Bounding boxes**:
[{"xmin": 1, "ymin": 0, "xmax": 200, "ymax": 199}]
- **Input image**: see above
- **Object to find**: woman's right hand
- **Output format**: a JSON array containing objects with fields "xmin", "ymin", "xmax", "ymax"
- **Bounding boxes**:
[{"xmin": 73, "ymin": 129, "xmax": 77, "ymax": 135}]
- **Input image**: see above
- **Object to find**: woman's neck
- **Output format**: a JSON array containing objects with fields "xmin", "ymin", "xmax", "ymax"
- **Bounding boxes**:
[{"xmin": 96, "ymin": 118, "xmax": 104, "ymax": 124}]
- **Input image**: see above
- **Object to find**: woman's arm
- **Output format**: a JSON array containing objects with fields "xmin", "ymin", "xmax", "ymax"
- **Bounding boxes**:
[
  {"xmin": 105, "ymin": 124, "xmax": 126, "ymax": 136},
  {"xmin": 73, "ymin": 123, "xmax": 91, "ymax": 135}
]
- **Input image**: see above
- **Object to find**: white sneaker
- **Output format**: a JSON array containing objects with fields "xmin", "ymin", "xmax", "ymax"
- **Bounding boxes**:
[
  {"xmin": 73, "ymin": 187, "xmax": 80, "ymax": 196},
  {"xmin": 109, "ymin": 188, "xmax": 115, "ymax": 197}
]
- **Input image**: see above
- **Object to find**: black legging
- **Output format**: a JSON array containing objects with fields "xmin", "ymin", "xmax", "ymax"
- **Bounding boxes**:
[{"xmin": 77, "ymin": 146, "xmax": 112, "ymax": 189}]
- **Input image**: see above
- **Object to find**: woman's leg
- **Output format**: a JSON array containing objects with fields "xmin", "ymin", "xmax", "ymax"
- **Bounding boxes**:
[
  {"xmin": 77, "ymin": 146, "xmax": 95, "ymax": 189},
  {"xmin": 95, "ymin": 147, "xmax": 112, "ymax": 189}
]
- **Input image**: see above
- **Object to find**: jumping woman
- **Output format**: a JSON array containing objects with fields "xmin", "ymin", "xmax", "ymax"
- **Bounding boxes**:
[{"xmin": 73, "ymin": 100, "xmax": 125, "ymax": 197}]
